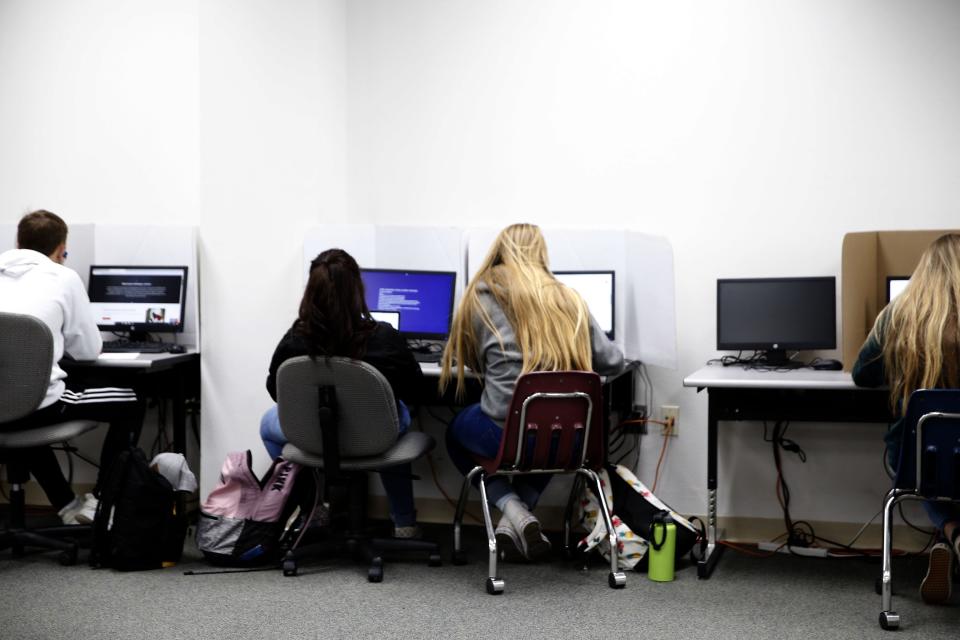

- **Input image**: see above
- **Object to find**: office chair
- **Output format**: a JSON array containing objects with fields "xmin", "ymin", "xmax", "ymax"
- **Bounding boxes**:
[
  {"xmin": 877, "ymin": 389, "xmax": 960, "ymax": 630},
  {"xmin": 276, "ymin": 356, "xmax": 441, "ymax": 582},
  {"xmin": 0, "ymin": 312, "xmax": 100, "ymax": 565},
  {"xmin": 452, "ymin": 371, "xmax": 625, "ymax": 594}
]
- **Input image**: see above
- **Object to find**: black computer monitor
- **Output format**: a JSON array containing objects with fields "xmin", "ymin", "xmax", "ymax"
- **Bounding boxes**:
[
  {"xmin": 88, "ymin": 265, "xmax": 189, "ymax": 340},
  {"xmin": 553, "ymin": 270, "xmax": 615, "ymax": 340},
  {"xmin": 886, "ymin": 276, "xmax": 910, "ymax": 304},
  {"xmin": 717, "ymin": 277, "xmax": 836, "ymax": 366},
  {"xmin": 360, "ymin": 269, "xmax": 456, "ymax": 339}
]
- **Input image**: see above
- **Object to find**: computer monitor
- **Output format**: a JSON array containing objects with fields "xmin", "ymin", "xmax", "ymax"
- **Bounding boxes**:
[
  {"xmin": 88, "ymin": 265, "xmax": 189, "ymax": 339},
  {"xmin": 360, "ymin": 269, "xmax": 456, "ymax": 339},
  {"xmin": 553, "ymin": 271, "xmax": 615, "ymax": 340},
  {"xmin": 887, "ymin": 276, "xmax": 910, "ymax": 303},
  {"xmin": 716, "ymin": 277, "xmax": 836, "ymax": 366}
]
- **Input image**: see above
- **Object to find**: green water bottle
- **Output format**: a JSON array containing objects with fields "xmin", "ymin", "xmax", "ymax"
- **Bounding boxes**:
[{"xmin": 648, "ymin": 511, "xmax": 676, "ymax": 582}]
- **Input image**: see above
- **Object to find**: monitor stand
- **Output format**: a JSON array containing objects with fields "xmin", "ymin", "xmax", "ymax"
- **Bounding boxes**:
[
  {"xmin": 759, "ymin": 349, "xmax": 803, "ymax": 369},
  {"xmin": 124, "ymin": 329, "xmax": 152, "ymax": 343}
]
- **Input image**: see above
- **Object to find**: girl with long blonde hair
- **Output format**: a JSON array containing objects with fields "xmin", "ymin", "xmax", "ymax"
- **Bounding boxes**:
[
  {"xmin": 853, "ymin": 233, "xmax": 960, "ymax": 604},
  {"xmin": 441, "ymin": 223, "xmax": 624, "ymax": 561}
]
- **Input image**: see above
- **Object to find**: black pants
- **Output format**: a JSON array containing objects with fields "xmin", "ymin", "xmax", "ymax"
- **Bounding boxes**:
[{"xmin": 1, "ymin": 383, "xmax": 144, "ymax": 510}]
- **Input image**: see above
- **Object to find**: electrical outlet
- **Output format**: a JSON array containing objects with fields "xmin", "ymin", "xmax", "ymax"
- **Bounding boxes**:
[{"xmin": 661, "ymin": 405, "xmax": 679, "ymax": 436}]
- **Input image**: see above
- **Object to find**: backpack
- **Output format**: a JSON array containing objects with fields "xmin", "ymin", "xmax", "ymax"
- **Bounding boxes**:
[
  {"xmin": 577, "ymin": 464, "xmax": 698, "ymax": 571},
  {"xmin": 90, "ymin": 448, "xmax": 188, "ymax": 571},
  {"xmin": 196, "ymin": 451, "xmax": 300, "ymax": 566}
]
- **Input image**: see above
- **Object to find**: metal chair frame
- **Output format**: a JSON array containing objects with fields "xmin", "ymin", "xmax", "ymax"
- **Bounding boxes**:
[{"xmin": 451, "ymin": 372, "xmax": 625, "ymax": 594}]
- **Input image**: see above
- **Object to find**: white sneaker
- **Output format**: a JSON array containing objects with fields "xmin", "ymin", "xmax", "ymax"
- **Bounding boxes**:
[
  {"xmin": 495, "ymin": 517, "xmax": 527, "ymax": 563},
  {"xmin": 57, "ymin": 495, "xmax": 85, "ymax": 525},
  {"xmin": 74, "ymin": 493, "xmax": 98, "ymax": 524},
  {"xmin": 502, "ymin": 498, "xmax": 551, "ymax": 561}
]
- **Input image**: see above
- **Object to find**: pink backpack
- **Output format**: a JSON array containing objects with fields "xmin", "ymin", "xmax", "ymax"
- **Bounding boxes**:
[{"xmin": 196, "ymin": 451, "xmax": 300, "ymax": 565}]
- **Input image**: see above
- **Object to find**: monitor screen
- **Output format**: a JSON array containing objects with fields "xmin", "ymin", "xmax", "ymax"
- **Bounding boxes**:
[
  {"xmin": 717, "ymin": 277, "xmax": 836, "ymax": 351},
  {"xmin": 887, "ymin": 276, "xmax": 910, "ymax": 303},
  {"xmin": 360, "ymin": 269, "xmax": 456, "ymax": 339},
  {"xmin": 88, "ymin": 265, "xmax": 188, "ymax": 333},
  {"xmin": 553, "ymin": 271, "xmax": 615, "ymax": 340}
]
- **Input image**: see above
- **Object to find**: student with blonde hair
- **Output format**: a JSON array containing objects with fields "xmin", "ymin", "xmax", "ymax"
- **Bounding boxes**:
[
  {"xmin": 441, "ymin": 223, "xmax": 624, "ymax": 561},
  {"xmin": 853, "ymin": 233, "xmax": 960, "ymax": 605}
]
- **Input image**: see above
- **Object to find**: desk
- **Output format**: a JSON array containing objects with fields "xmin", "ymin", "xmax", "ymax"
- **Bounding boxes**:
[
  {"xmin": 683, "ymin": 364, "xmax": 893, "ymax": 579},
  {"xmin": 62, "ymin": 351, "xmax": 200, "ymax": 455}
]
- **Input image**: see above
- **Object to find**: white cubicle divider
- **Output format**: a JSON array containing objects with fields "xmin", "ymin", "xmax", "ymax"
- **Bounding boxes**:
[
  {"xmin": 93, "ymin": 225, "xmax": 200, "ymax": 347},
  {"xmin": 0, "ymin": 224, "xmax": 15, "ymax": 250},
  {"xmin": 467, "ymin": 226, "xmax": 677, "ymax": 369},
  {"xmin": 303, "ymin": 224, "xmax": 466, "ymax": 297}
]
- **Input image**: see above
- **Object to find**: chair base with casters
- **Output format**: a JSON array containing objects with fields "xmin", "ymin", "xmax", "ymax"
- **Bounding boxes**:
[
  {"xmin": 281, "ymin": 440, "xmax": 442, "ymax": 582},
  {"xmin": 876, "ymin": 389, "xmax": 960, "ymax": 631},
  {"xmin": 0, "ymin": 420, "xmax": 100, "ymax": 565},
  {"xmin": 452, "ymin": 465, "xmax": 624, "ymax": 595}
]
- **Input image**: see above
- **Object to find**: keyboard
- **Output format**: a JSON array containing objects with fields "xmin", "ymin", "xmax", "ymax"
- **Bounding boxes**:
[
  {"xmin": 102, "ymin": 341, "xmax": 181, "ymax": 354},
  {"xmin": 412, "ymin": 351, "xmax": 442, "ymax": 363}
]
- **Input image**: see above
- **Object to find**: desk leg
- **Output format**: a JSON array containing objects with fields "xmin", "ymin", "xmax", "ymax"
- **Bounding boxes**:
[
  {"xmin": 172, "ymin": 371, "xmax": 186, "ymax": 455},
  {"xmin": 697, "ymin": 392, "xmax": 725, "ymax": 579}
]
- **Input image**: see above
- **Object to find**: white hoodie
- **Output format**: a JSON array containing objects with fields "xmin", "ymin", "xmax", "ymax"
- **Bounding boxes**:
[{"xmin": 0, "ymin": 248, "xmax": 102, "ymax": 408}]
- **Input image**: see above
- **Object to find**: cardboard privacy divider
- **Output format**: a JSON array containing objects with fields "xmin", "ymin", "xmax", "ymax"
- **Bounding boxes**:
[{"xmin": 841, "ymin": 229, "xmax": 960, "ymax": 371}]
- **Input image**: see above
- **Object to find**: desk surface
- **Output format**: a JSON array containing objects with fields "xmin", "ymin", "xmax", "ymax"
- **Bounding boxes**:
[
  {"xmin": 683, "ymin": 364, "xmax": 867, "ymax": 391},
  {"xmin": 67, "ymin": 349, "xmax": 200, "ymax": 370}
]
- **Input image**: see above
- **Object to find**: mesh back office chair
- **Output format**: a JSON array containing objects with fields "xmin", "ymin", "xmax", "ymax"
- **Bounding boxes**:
[
  {"xmin": 277, "ymin": 356, "xmax": 440, "ymax": 582},
  {"xmin": 452, "ymin": 371, "xmax": 625, "ymax": 594},
  {"xmin": 0, "ymin": 312, "xmax": 100, "ymax": 565},
  {"xmin": 878, "ymin": 389, "xmax": 960, "ymax": 630}
]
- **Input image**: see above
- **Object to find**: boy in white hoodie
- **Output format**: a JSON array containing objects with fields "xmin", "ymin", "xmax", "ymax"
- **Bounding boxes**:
[{"xmin": 0, "ymin": 210, "xmax": 143, "ymax": 524}]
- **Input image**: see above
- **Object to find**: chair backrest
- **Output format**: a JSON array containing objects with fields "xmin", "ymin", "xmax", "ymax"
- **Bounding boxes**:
[
  {"xmin": 0, "ymin": 312, "xmax": 54, "ymax": 424},
  {"xmin": 486, "ymin": 371, "xmax": 605, "ymax": 475},
  {"xmin": 895, "ymin": 388, "xmax": 960, "ymax": 499},
  {"xmin": 276, "ymin": 355, "xmax": 400, "ymax": 459}
]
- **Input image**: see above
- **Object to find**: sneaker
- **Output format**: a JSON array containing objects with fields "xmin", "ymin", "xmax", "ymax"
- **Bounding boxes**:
[
  {"xmin": 920, "ymin": 542, "xmax": 953, "ymax": 605},
  {"xmin": 393, "ymin": 525, "xmax": 422, "ymax": 539},
  {"xmin": 495, "ymin": 518, "xmax": 527, "ymax": 563},
  {"xmin": 502, "ymin": 498, "xmax": 551, "ymax": 562},
  {"xmin": 74, "ymin": 493, "xmax": 98, "ymax": 525},
  {"xmin": 57, "ymin": 495, "xmax": 85, "ymax": 525}
]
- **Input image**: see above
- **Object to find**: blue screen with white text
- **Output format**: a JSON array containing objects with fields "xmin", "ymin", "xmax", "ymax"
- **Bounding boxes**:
[{"xmin": 361, "ymin": 269, "xmax": 456, "ymax": 337}]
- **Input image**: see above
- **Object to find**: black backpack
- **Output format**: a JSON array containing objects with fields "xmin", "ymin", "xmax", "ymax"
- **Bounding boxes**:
[{"xmin": 90, "ymin": 448, "xmax": 187, "ymax": 571}]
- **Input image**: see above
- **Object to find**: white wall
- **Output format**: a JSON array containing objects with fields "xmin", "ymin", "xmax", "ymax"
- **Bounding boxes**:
[
  {"xmin": 347, "ymin": 0, "xmax": 960, "ymax": 522},
  {"xmin": 3, "ymin": 0, "xmax": 960, "ymax": 526}
]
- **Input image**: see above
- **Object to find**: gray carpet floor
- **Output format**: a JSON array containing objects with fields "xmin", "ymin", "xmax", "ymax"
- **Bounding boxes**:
[{"xmin": 1, "ymin": 523, "xmax": 957, "ymax": 639}]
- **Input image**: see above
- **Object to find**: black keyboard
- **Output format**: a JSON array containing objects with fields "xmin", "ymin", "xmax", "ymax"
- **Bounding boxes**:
[
  {"xmin": 102, "ymin": 341, "xmax": 179, "ymax": 354},
  {"xmin": 412, "ymin": 351, "xmax": 442, "ymax": 363}
]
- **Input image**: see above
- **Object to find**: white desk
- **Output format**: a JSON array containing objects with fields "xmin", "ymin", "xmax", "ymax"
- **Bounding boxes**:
[{"xmin": 683, "ymin": 364, "xmax": 892, "ymax": 578}]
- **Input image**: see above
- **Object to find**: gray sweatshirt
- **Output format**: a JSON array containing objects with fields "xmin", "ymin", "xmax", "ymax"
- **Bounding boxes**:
[{"xmin": 472, "ymin": 284, "xmax": 625, "ymax": 424}]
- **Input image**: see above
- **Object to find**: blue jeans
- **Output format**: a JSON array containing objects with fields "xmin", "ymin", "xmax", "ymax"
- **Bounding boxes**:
[
  {"xmin": 446, "ymin": 403, "xmax": 550, "ymax": 510},
  {"xmin": 260, "ymin": 401, "xmax": 416, "ymax": 527}
]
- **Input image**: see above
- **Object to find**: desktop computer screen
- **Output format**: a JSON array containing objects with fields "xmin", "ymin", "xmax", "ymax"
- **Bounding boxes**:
[
  {"xmin": 553, "ymin": 271, "xmax": 615, "ymax": 340},
  {"xmin": 360, "ymin": 269, "xmax": 456, "ymax": 339},
  {"xmin": 88, "ymin": 266, "xmax": 188, "ymax": 333},
  {"xmin": 887, "ymin": 276, "xmax": 910, "ymax": 303},
  {"xmin": 717, "ymin": 277, "xmax": 835, "ymax": 361}
]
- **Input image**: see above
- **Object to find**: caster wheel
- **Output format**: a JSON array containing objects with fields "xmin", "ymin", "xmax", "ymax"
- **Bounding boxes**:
[
  {"xmin": 282, "ymin": 559, "xmax": 298, "ymax": 577},
  {"xmin": 485, "ymin": 577, "xmax": 505, "ymax": 595},
  {"xmin": 58, "ymin": 545, "xmax": 78, "ymax": 566},
  {"xmin": 879, "ymin": 610, "xmax": 900, "ymax": 631},
  {"xmin": 428, "ymin": 554, "xmax": 442, "ymax": 567},
  {"xmin": 608, "ymin": 571, "xmax": 627, "ymax": 589},
  {"xmin": 368, "ymin": 558, "xmax": 383, "ymax": 583},
  {"xmin": 452, "ymin": 550, "xmax": 468, "ymax": 566}
]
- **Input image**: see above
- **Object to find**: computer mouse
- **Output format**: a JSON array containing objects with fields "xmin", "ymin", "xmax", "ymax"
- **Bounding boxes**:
[
  {"xmin": 812, "ymin": 359, "xmax": 843, "ymax": 371},
  {"xmin": 168, "ymin": 344, "xmax": 186, "ymax": 354}
]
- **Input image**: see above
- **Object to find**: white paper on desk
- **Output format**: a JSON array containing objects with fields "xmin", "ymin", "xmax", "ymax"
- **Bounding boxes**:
[{"xmin": 98, "ymin": 353, "xmax": 141, "ymax": 360}]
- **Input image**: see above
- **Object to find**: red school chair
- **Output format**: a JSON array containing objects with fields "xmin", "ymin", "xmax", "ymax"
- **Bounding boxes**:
[{"xmin": 451, "ymin": 370, "xmax": 625, "ymax": 594}]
